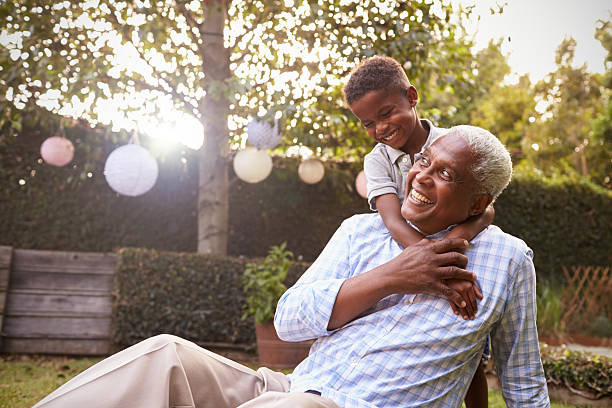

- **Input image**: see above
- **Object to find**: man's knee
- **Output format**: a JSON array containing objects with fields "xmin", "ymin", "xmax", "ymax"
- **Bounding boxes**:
[{"xmin": 135, "ymin": 333, "xmax": 189, "ymax": 352}]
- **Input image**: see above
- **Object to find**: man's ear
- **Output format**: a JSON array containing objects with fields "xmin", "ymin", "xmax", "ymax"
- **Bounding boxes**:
[{"xmin": 469, "ymin": 194, "xmax": 492, "ymax": 216}]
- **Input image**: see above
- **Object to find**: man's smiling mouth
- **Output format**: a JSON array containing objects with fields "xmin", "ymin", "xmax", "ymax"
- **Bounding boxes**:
[{"xmin": 408, "ymin": 188, "xmax": 433, "ymax": 204}]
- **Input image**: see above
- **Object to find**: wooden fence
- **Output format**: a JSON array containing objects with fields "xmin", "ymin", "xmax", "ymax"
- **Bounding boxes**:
[
  {"xmin": 0, "ymin": 246, "xmax": 116, "ymax": 355},
  {"xmin": 562, "ymin": 265, "xmax": 612, "ymax": 333}
]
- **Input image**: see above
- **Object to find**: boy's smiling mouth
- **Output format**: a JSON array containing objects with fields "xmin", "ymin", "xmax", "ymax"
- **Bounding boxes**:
[{"xmin": 379, "ymin": 129, "xmax": 398, "ymax": 143}]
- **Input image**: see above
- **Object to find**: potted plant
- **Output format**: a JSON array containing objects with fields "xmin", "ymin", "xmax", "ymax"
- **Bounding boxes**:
[{"xmin": 242, "ymin": 242, "xmax": 313, "ymax": 368}]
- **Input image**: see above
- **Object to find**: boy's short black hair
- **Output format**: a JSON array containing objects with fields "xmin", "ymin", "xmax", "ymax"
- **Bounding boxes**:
[{"xmin": 343, "ymin": 56, "xmax": 411, "ymax": 106}]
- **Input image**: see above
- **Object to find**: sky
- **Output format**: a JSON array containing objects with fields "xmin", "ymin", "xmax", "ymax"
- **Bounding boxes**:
[{"xmin": 459, "ymin": 0, "xmax": 611, "ymax": 82}]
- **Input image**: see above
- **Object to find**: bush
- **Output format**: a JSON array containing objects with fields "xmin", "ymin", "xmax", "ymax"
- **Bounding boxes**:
[
  {"xmin": 242, "ymin": 243, "xmax": 294, "ymax": 323},
  {"xmin": 540, "ymin": 344, "xmax": 612, "ymax": 398},
  {"xmin": 111, "ymin": 247, "xmax": 309, "ymax": 348}
]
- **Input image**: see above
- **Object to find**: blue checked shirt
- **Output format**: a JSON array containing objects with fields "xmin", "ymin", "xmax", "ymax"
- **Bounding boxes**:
[{"xmin": 275, "ymin": 214, "xmax": 550, "ymax": 408}]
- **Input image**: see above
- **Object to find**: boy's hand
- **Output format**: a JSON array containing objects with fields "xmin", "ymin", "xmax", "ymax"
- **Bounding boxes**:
[{"xmin": 446, "ymin": 279, "xmax": 483, "ymax": 319}]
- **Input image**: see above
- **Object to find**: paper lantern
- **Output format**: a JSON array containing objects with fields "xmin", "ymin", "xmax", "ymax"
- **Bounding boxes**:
[
  {"xmin": 40, "ymin": 136, "xmax": 74, "ymax": 167},
  {"xmin": 233, "ymin": 147, "xmax": 273, "ymax": 183},
  {"xmin": 247, "ymin": 119, "xmax": 281, "ymax": 150},
  {"xmin": 104, "ymin": 144, "xmax": 158, "ymax": 196},
  {"xmin": 298, "ymin": 158, "xmax": 325, "ymax": 184},
  {"xmin": 355, "ymin": 170, "xmax": 367, "ymax": 198}
]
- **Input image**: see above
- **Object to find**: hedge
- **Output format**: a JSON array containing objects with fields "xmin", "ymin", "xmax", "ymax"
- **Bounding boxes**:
[
  {"xmin": 1, "ymin": 111, "xmax": 611, "ymax": 279},
  {"xmin": 111, "ymin": 247, "xmax": 309, "ymax": 348}
]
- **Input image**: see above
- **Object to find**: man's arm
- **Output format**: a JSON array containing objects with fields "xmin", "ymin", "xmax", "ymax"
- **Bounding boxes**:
[
  {"xmin": 491, "ymin": 251, "xmax": 550, "ymax": 407},
  {"xmin": 327, "ymin": 238, "xmax": 473, "ymax": 330},
  {"xmin": 275, "ymin": 218, "xmax": 476, "ymax": 340}
]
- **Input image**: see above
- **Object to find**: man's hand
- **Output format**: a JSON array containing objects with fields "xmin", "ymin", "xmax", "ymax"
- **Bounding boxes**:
[
  {"xmin": 447, "ymin": 279, "xmax": 483, "ymax": 319},
  {"xmin": 385, "ymin": 237, "xmax": 475, "ymax": 310},
  {"xmin": 328, "ymin": 237, "xmax": 476, "ymax": 330}
]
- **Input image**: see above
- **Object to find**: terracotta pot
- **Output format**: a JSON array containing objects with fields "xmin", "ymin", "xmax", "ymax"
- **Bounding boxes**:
[{"xmin": 255, "ymin": 321, "xmax": 314, "ymax": 368}]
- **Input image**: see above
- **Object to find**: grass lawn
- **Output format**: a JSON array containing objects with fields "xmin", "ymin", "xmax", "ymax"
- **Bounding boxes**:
[{"xmin": 1, "ymin": 354, "xmax": 575, "ymax": 408}]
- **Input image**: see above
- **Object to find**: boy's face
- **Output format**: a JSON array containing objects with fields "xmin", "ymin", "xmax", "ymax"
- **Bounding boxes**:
[{"xmin": 349, "ymin": 86, "xmax": 420, "ymax": 153}]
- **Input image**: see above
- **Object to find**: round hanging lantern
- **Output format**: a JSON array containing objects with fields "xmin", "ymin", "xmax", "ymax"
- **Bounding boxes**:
[
  {"xmin": 247, "ymin": 118, "xmax": 282, "ymax": 150},
  {"xmin": 104, "ymin": 144, "xmax": 158, "ymax": 196},
  {"xmin": 355, "ymin": 170, "xmax": 367, "ymax": 198},
  {"xmin": 298, "ymin": 158, "xmax": 325, "ymax": 184},
  {"xmin": 233, "ymin": 147, "xmax": 273, "ymax": 183},
  {"xmin": 40, "ymin": 136, "xmax": 74, "ymax": 167}
]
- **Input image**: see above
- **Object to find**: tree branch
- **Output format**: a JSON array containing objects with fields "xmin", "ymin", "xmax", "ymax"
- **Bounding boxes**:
[{"xmin": 175, "ymin": 1, "xmax": 206, "ymax": 56}]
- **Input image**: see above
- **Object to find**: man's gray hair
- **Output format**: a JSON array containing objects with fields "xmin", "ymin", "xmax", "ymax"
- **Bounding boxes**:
[{"xmin": 446, "ymin": 125, "xmax": 513, "ymax": 201}]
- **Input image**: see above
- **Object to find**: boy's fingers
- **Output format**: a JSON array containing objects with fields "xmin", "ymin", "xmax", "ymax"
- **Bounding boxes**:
[
  {"xmin": 440, "ymin": 285, "xmax": 466, "ymax": 310},
  {"xmin": 474, "ymin": 283, "xmax": 483, "ymax": 300},
  {"xmin": 467, "ymin": 289, "xmax": 477, "ymax": 318}
]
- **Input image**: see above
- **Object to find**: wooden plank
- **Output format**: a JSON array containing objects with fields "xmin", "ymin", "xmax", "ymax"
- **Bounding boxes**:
[
  {"xmin": 0, "ymin": 246, "xmax": 12, "ymax": 269},
  {"xmin": 6, "ymin": 290, "xmax": 111, "ymax": 315},
  {"xmin": 0, "ymin": 268, "xmax": 9, "ymax": 290},
  {"xmin": 12, "ymin": 249, "xmax": 117, "ymax": 275},
  {"xmin": 2, "ymin": 315, "xmax": 111, "ymax": 338},
  {"xmin": 2, "ymin": 337, "xmax": 110, "ymax": 355},
  {"xmin": 0, "ymin": 246, "xmax": 12, "ymax": 350},
  {"xmin": 8, "ymin": 270, "xmax": 114, "ymax": 291}
]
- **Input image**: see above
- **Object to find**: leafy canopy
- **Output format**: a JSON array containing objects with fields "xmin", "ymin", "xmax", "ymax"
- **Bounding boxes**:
[{"xmin": 0, "ymin": 0, "xmax": 476, "ymax": 158}]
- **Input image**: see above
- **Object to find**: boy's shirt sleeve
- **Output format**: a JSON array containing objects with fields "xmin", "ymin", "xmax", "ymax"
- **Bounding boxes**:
[{"xmin": 364, "ymin": 145, "xmax": 400, "ymax": 211}]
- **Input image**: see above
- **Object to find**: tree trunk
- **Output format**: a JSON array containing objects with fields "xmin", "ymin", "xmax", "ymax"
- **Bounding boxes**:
[{"xmin": 197, "ymin": 2, "xmax": 230, "ymax": 254}]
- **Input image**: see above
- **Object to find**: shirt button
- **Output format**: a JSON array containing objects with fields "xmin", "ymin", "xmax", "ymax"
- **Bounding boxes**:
[{"xmin": 402, "ymin": 157, "xmax": 408, "ymax": 163}]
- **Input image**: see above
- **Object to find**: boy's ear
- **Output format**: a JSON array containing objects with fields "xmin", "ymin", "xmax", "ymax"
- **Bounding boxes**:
[
  {"xmin": 469, "ymin": 194, "xmax": 492, "ymax": 216},
  {"xmin": 406, "ymin": 85, "xmax": 418, "ymax": 107}
]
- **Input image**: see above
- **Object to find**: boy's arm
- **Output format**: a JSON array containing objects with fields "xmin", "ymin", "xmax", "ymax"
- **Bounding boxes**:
[
  {"xmin": 442, "ymin": 205, "xmax": 494, "ymax": 319},
  {"xmin": 447, "ymin": 204, "xmax": 495, "ymax": 241},
  {"xmin": 376, "ymin": 193, "xmax": 424, "ymax": 248}
]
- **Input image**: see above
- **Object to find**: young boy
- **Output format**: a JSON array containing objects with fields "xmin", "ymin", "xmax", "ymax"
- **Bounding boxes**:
[{"xmin": 343, "ymin": 56, "xmax": 492, "ymax": 408}]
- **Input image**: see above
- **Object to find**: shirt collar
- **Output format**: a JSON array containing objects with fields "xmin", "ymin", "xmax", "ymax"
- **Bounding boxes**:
[
  {"xmin": 406, "ymin": 220, "xmax": 456, "ymax": 240},
  {"xmin": 383, "ymin": 119, "xmax": 444, "ymax": 165}
]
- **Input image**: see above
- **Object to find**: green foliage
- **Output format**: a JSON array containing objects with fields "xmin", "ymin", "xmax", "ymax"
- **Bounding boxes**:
[
  {"xmin": 0, "ymin": 0, "xmax": 476, "ymax": 160},
  {"xmin": 493, "ymin": 170, "xmax": 612, "ymax": 280},
  {"xmin": 540, "ymin": 344, "xmax": 612, "ymax": 398},
  {"xmin": 587, "ymin": 316, "xmax": 612, "ymax": 338},
  {"xmin": 242, "ymin": 243, "xmax": 294, "ymax": 324},
  {"xmin": 112, "ymin": 247, "xmax": 309, "ymax": 348},
  {"xmin": 536, "ymin": 280, "xmax": 566, "ymax": 339}
]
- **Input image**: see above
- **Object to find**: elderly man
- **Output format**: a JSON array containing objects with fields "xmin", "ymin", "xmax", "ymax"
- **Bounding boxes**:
[{"xmin": 34, "ymin": 126, "xmax": 549, "ymax": 408}]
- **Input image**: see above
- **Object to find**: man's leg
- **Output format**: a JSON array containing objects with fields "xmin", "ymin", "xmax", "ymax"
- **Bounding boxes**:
[
  {"xmin": 34, "ymin": 334, "xmax": 289, "ymax": 408},
  {"xmin": 238, "ymin": 391, "xmax": 341, "ymax": 408}
]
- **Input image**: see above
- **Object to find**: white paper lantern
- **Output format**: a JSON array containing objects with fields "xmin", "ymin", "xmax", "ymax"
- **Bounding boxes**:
[
  {"xmin": 40, "ymin": 136, "xmax": 74, "ymax": 167},
  {"xmin": 298, "ymin": 158, "xmax": 325, "ymax": 184},
  {"xmin": 355, "ymin": 170, "xmax": 367, "ymax": 198},
  {"xmin": 104, "ymin": 144, "xmax": 158, "ymax": 196},
  {"xmin": 247, "ymin": 119, "xmax": 282, "ymax": 150},
  {"xmin": 233, "ymin": 147, "xmax": 273, "ymax": 183}
]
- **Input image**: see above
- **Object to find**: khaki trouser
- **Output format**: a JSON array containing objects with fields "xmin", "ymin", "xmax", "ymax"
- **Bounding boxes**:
[{"xmin": 33, "ymin": 334, "xmax": 340, "ymax": 408}]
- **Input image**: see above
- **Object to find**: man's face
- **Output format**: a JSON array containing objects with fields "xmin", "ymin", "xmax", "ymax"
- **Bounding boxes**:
[
  {"xmin": 349, "ymin": 87, "xmax": 420, "ymax": 153},
  {"xmin": 400, "ymin": 133, "xmax": 486, "ymax": 235}
]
